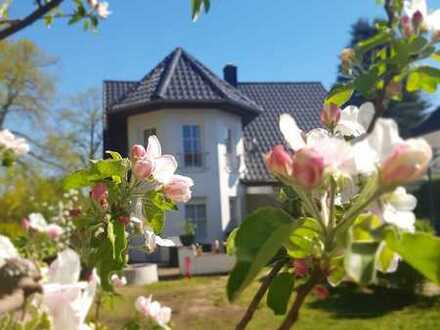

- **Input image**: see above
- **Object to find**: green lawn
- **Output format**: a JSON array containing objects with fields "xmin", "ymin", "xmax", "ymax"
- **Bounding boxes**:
[{"xmin": 101, "ymin": 275, "xmax": 440, "ymax": 330}]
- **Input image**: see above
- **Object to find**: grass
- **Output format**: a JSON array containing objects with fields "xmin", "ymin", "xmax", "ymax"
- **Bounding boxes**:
[{"xmin": 100, "ymin": 275, "xmax": 440, "ymax": 329}]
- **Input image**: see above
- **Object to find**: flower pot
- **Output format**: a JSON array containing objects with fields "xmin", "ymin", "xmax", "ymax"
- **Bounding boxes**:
[{"xmin": 179, "ymin": 234, "xmax": 195, "ymax": 246}]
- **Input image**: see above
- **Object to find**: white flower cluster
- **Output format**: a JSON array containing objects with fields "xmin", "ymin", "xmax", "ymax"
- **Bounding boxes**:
[
  {"xmin": 87, "ymin": 0, "xmax": 111, "ymax": 18},
  {"xmin": 0, "ymin": 129, "xmax": 29, "ymax": 160}
]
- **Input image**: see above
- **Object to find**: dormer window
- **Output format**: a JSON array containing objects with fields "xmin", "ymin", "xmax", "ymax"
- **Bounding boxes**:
[{"xmin": 183, "ymin": 125, "xmax": 202, "ymax": 167}]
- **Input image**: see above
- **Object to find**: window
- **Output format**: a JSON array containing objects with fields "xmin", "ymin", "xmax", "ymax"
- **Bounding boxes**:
[
  {"xmin": 185, "ymin": 203, "xmax": 207, "ymax": 241},
  {"xmin": 183, "ymin": 125, "xmax": 202, "ymax": 167},
  {"xmin": 229, "ymin": 197, "xmax": 238, "ymax": 227},
  {"xmin": 144, "ymin": 128, "xmax": 157, "ymax": 146},
  {"xmin": 225, "ymin": 129, "xmax": 233, "ymax": 154}
]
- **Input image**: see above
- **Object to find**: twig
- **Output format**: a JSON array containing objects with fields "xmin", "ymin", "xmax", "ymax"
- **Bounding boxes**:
[
  {"xmin": 276, "ymin": 267, "xmax": 323, "ymax": 330},
  {"xmin": 0, "ymin": 0, "xmax": 64, "ymax": 40},
  {"xmin": 235, "ymin": 259, "xmax": 287, "ymax": 330}
]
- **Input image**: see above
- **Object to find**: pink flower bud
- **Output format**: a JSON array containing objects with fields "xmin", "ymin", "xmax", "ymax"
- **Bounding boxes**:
[
  {"xmin": 265, "ymin": 145, "xmax": 292, "ymax": 177},
  {"xmin": 21, "ymin": 218, "xmax": 30, "ymax": 231},
  {"xmin": 90, "ymin": 183, "xmax": 108, "ymax": 202},
  {"xmin": 412, "ymin": 10, "xmax": 424, "ymax": 29},
  {"xmin": 313, "ymin": 286, "xmax": 329, "ymax": 300},
  {"xmin": 133, "ymin": 159, "xmax": 154, "ymax": 180},
  {"xmin": 401, "ymin": 16, "xmax": 413, "ymax": 37},
  {"xmin": 380, "ymin": 139, "xmax": 432, "ymax": 186},
  {"xmin": 118, "ymin": 216, "xmax": 130, "ymax": 226},
  {"xmin": 164, "ymin": 175, "xmax": 194, "ymax": 203},
  {"xmin": 320, "ymin": 103, "xmax": 341, "ymax": 128},
  {"xmin": 293, "ymin": 259, "xmax": 309, "ymax": 277},
  {"xmin": 291, "ymin": 148, "xmax": 324, "ymax": 190},
  {"xmin": 131, "ymin": 144, "xmax": 146, "ymax": 160},
  {"xmin": 46, "ymin": 224, "xmax": 64, "ymax": 240}
]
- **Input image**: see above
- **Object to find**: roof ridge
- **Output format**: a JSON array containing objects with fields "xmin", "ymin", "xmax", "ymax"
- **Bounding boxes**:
[
  {"xmin": 103, "ymin": 79, "xmax": 137, "ymax": 83},
  {"xmin": 155, "ymin": 48, "xmax": 183, "ymax": 99},
  {"xmin": 180, "ymin": 49, "xmax": 229, "ymax": 99},
  {"xmin": 238, "ymin": 81, "xmax": 324, "ymax": 85}
]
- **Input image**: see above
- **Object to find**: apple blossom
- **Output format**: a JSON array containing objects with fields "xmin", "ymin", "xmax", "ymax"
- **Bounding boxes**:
[
  {"xmin": 264, "ymin": 145, "xmax": 292, "ymax": 177},
  {"xmin": 90, "ymin": 182, "xmax": 108, "ymax": 202},
  {"xmin": 133, "ymin": 136, "xmax": 178, "ymax": 184},
  {"xmin": 0, "ymin": 129, "xmax": 30, "ymax": 156},
  {"xmin": 334, "ymin": 102, "xmax": 375, "ymax": 137},
  {"xmin": 28, "ymin": 213, "xmax": 49, "ymax": 232},
  {"xmin": 131, "ymin": 144, "xmax": 146, "ymax": 160},
  {"xmin": 43, "ymin": 249, "xmax": 97, "ymax": 330},
  {"xmin": 163, "ymin": 175, "xmax": 194, "ymax": 203},
  {"xmin": 135, "ymin": 295, "xmax": 172, "ymax": 329},
  {"xmin": 133, "ymin": 158, "xmax": 154, "ymax": 180},
  {"xmin": 0, "ymin": 235, "xmax": 19, "ymax": 268},
  {"xmin": 111, "ymin": 274, "xmax": 127, "ymax": 288},
  {"xmin": 21, "ymin": 217, "xmax": 31, "ymax": 231},
  {"xmin": 46, "ymin": 224, "xmax": 64, "ymax": 240},
  {"xmin": 380, "ymin": 138, "xmax": 432, "ymax": 186},
  {"xmin": 320, "ymin": 103, "xmax": 341, "ymax": 128},
  {"xmin": 293, "ymin": 259, "xmax": 309, "ymax": 277},
  {"xmin": 291, "ymin": 148, "xmax": 324, "ymax": 189},
  {"xmin": 403, "ymin": 0, "xmax": 440, "ymax": 33}
]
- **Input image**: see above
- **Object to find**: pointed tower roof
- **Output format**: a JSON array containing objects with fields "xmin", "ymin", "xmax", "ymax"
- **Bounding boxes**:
[{"xmin": 105, "ymin": 48, "xmax": 262, "ymax": 122}]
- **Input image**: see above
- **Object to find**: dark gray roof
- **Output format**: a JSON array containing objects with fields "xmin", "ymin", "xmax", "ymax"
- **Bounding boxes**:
[
  {"xmin": 105, "ymin": 48, "xmax": 262, "ymax": 117},
  {"xmin": 239, "ymin": 82, "xmax": 327, "ymax": 183},
  {"xmin": 103, "ymin": 48, "xmax": 327, "ymax": 184}
]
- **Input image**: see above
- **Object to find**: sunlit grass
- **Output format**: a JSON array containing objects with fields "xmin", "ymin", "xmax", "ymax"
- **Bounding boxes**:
[{"xmin": 99, "ymin": 275, "xmax": 440, "ymax": 330}]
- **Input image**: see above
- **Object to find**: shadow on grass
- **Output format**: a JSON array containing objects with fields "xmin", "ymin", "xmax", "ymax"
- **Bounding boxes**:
[{"xmin": 308, "ymin": 283, "xmax": 440, "ymax": 319}]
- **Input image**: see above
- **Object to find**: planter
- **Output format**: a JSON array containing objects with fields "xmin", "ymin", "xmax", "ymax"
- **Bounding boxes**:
[
  {"xmin": 179, "ymin": 234, "xmax": 195, "ymax": 246},
  {"xmin": 123, "ymin": 263, "xmax": 158, "ymax": 285},
  {"xmin": 178, "ymin": 247, "xmax": 236, "ymax": 275}
]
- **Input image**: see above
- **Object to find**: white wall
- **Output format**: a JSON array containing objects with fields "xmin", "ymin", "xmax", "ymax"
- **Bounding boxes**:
[{"xmin": 127, "ymin": 108, "xmax": 245, "ymax": 243}]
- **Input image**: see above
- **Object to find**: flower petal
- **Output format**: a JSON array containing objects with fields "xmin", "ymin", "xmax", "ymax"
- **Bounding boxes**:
[
  {"xmin": 279, "ymin": 114, "xmax": 306, "ymax": 151},
  {"xmin": 358, "ymin": 102, "xmax": 375, "ymax": 130},
  {"xmin": 47, "ymin": 249, "xmax": 81, "ymax": 285},
  {"xmin": 153, "ymin": 155, "xmax": 178, "ymax": 183},
  {"xmin": 367, "ymin": 118, "xmax": 402, "ymax": 162},
  {"xmin": 146, "ymin": 135, "xmax": 162, "ymax": 158},
  {"xmin": 0, "ymin": 235, "xmax": 19, "ymax": 267}
]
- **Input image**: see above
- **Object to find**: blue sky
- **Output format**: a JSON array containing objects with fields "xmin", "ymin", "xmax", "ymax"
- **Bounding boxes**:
[{"xmin": 10, "ymin": 0, "xmax": 440, "ymax": 105}]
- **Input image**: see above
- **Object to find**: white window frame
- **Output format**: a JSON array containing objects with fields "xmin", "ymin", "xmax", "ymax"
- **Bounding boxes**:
[{"xmin": 182, "ymin": 125, "xmax": 203, "ymax": 168}]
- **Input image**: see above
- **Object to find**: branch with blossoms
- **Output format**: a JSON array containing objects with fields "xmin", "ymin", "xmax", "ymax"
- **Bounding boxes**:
[
  {"xmin": 63, "ymin": 135, "xmax": 193, "ymax": 291},
  {"xmin": 0, "ymin": 0, "xmax": 211, "ymax": 41},
  {"xmin": 227, "ymin": 1, "xmax": 440, "ymax": 329},
  {"xmin": 331, "ymin": 0, "xmax": 440, "ymax": 134}
]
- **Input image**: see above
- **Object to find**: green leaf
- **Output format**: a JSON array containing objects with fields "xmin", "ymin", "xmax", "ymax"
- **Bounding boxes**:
[
  {"xmin": 227, "ymin": 207, "xmax": 296, "ymax": 301},
  {"xmin": 324, "ymin": 85, "xmax": 354, "ymax": 107},
  {"xmin": 354, "ymin": 66, "xmax": 380, "ymax": 97},
  {"xmin": 106, "ymin": 151, "xmax": 123, "ymax": 160},
  {"xmin": 376, "ymin": 242, "xmax": 397, "ymax": 273},
  {"xmin": 63, "ymin": 169, "xmax": 94, "ymax": 189},
  {"xmin": 96, "ymin": 159, "xmax": 125, "ymax": 178},
  {"xmin": 344, "ymin": 241, "xmax": 380, "ymax": 284},
  {"xmin": 386, "ymin": 231, "xmax": 440, "ymax": 284},
  {"xmin": 355, "ymin": 30, "xmax": 392, "ymax": 55},
  {"xmin": 328, "ymin": 255, "xmax": 345, "ymax": 287},
  {"xmin": 267, "ymin": 272, "xmax": 295, "ymax": 315},
  {"xmin": 191, "ymin": 0, "xmax": 202, "ymax": 21},
  {"xmin": 285, "ymin": 217, "xmax": 322, "ymax": 258},
  {"xmin": 407, "ymin": 66, "xmax": 440, "ymax": 93},
  {"xmin": 144, "ymin": 191, "xmax": 177, "ymax": 234},
  {"xmin": 226, "ymin": 228, "xmax": 238, "ymax": 256}
]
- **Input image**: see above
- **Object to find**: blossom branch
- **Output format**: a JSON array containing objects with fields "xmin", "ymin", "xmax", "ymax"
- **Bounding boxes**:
[
  {"xmin": 235, "ymin": 259, "xmax": 287, "ymax": 330},
  {"xmin": 277, "ymin": 266, "xmax": 323, "ymax": 330},
  {"xmin": 0, "ymin": 0, "xmax": 64, "ymax": 41}
]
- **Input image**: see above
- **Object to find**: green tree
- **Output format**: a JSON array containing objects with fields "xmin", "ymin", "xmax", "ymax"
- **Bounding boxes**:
[
  {"xmin": 336, "ymin": 19, "xmax": 430, "ymax": 137},
  {"xmin": 0, "ymin": 39, "xmax": 54, "ymax": 128}
]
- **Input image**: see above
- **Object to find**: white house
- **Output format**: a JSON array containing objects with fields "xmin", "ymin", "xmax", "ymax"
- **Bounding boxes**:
[{"xmin": 103, "ymin": 47, "xmax": 326, "ymax": 244}]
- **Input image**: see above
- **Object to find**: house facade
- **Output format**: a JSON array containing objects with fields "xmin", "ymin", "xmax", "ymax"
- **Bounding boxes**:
[{"xmin": 104, "ymin": 47, "xmax": 327, "ymax": 243}]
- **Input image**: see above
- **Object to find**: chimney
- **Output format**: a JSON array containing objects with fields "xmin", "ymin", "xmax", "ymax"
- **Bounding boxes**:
[{"xmin": 223, "ymin": 64, "xmax": 238, "ymax": 87}]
